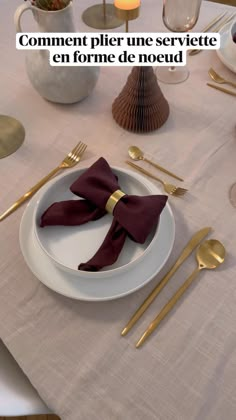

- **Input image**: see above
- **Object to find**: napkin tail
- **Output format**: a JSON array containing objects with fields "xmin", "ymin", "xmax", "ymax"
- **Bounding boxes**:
[
  {"xmin": 40, "ymin": 200, "xmax": 106, "ymax": 227},
  {"xmin": 78, "ymin": 219, "xmax": 127, "ymax": 272}
]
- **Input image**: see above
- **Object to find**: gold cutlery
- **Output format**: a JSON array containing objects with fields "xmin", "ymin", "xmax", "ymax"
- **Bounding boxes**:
[
  {"xmin": 0, "ymin": 141, "xmax": 87, "ymax": 222},
  {"xmin": 125, "ymin": 161, "xmax": 187, "ymax": 197},
  {"xmin": 213, "ymin": 12, "xmax": 236, "ymax": 32},
  {"xmin": 189, "ymin": 12, "xmax": 236, "ymax": 56},
  {"xmin": 208, "ymin": 68, "xmax": 236, "ymax": 88},
  {"xmin": 128, "ymin": 146, "xmax": 184, "ymax": 182},
  {"xmin": 136, "ymin": 239, "xmax": 226, "ymax": 348},
  {"xmin": 207, "ymin": 82, "xmax": 236, "ymax": 97},
  {"xmin": 121, "ymin": 227, "xmax": 212, "ymax": 337},
  {"xmin": 201, "ymin": 12, "xmax": 227, "ymax": 32}
]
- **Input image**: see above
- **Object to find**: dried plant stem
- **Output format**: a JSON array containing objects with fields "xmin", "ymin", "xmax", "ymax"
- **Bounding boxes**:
[{"xmin": 37, "ymin": 0, "xmax": 50, "ymax": 10}]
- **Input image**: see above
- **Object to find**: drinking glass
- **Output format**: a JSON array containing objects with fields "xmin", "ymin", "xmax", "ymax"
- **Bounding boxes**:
[
  {"xmin": 156, "ymin": 0, "xmax": 202, "ymax": 84},
  {"xmin": 229, "ymin": 183, "xmax": 236, "ymax": 208}
]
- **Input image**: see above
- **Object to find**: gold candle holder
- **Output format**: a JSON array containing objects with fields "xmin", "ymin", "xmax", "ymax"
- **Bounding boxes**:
[
  {"xmin": 114, "ymin": 5, "xmax": 139, "ymax": 32},
  {"xmin": 82, "ymin": 0, "xmax": 123, "ymax": 30}
]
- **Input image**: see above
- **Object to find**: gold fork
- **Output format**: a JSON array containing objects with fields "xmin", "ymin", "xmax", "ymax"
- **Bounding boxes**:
[
  {"xmin": 125, "ymin": 161, "xmax": 188, "ymax": 197},
  {"xmin": 189, "ymin": 12, "xmax": 236, "ymax": 56},
  {"xmin": 208, "ymin": 67, "xmax": 236, "ymax": 89},
  {"xmin": 0, "ymin": 141, "xmax": 87, "ymax": 221}
]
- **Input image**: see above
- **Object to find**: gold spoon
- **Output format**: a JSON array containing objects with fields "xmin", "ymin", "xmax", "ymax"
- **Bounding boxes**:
[
  {"xmin": 136, "ymin": 239, "xmax": 226, "ymax": 348},
  {"xmin": 208, "ymin": 68, "xmax": 236, "ymax": 89},
  {"xmin": 128, "ymin": 146, "xmax": 184, "ymax": 182}
]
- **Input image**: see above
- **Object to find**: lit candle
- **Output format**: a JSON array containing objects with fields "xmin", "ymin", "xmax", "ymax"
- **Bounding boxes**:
[
  {"xmin": 114, "ymin": 0, "xmax": 140, "ymax": 32},
  {"xmin": 114, "ymin": 0, "xmax": 140, "ymax": 10}
]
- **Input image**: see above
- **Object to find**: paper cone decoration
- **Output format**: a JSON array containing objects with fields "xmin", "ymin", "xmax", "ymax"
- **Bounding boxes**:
[{"xmin": 112, "ymin": 66, "xmax": 169, "ymax": 133}]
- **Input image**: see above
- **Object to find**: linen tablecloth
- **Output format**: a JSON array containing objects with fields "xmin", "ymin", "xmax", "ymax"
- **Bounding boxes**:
[{"xmin": 1, "ymin": 0, "xmax": 236, "ymax": 419}]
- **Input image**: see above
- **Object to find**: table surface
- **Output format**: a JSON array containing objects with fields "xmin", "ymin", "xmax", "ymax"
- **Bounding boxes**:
[{"xmin": 1, "ymin": 1, "xmax": 236, "ymax": 419}]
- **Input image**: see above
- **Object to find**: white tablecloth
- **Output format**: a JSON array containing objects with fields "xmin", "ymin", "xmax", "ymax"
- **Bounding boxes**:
[{"xmin": 1, "ymin": 1, "xmax": 236, "ymax": 419}]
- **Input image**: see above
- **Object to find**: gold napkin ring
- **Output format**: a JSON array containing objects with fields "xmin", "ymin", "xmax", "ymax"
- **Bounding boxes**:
[{"xmin": 105, "ymin": 190, "xmax": 126, "ymax": 214}]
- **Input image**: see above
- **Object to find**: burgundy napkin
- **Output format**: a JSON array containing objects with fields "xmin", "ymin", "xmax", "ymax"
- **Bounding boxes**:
[{"xmin": 40, "ymin": 157, "xmax": 168, "ymax": 272}]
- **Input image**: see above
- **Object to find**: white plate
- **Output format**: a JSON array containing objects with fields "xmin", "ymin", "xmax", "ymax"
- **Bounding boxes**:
[
  {"xmin": 33, "ymin": 167, "xmax": 160, "ymax": 278},
  {"xmin": 19, "ymin": 171, "xmax": 175, "ymax": 301},
  {"xmin": 217, "ymin": 22, "xmax": 236, "ymax": 73}
]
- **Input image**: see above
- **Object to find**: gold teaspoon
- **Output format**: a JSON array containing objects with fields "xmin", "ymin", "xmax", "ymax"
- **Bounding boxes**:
[
  {"xmin": 136, "ymin": 239, "xmax": 226, "ymax": 348},
  {"xmin": 128, "ymin": 146, "xmax": 184, "ymax": 182}
]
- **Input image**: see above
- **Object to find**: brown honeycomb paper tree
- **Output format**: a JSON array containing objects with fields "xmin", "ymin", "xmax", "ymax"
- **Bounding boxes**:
[{"xmin": 112, "ymin": 66, "xmax": 170, "ymax": 133}]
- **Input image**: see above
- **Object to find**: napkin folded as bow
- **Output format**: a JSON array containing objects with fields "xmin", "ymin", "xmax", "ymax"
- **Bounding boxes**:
[{"xmin": 40, "ymin": 157, "xmax": 168, "ymax": 272}]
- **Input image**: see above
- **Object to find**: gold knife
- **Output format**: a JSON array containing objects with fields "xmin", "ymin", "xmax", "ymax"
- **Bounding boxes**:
[
  {"xmin": 207, "ymin": 83, "xmax": 236, "ymax": 97},
  {"xmin": 200, "ymin": 12, "xmax": 227, "ymax": 32},
  {"xmin": 121, "ymin": 227, "xmax": 212, "ymax": 337},
  {"xmin": 126, "ymin": 160, "xmax": 174, "ymax": 184}
]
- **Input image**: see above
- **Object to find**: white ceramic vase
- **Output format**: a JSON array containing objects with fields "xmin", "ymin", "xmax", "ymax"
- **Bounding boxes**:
[{"xmin": 14, "ymin": 2, "xmax": 100, "ymax": 104}]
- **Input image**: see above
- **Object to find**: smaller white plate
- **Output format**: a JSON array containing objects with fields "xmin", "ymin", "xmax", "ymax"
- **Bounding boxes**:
[
  {"xmin": 217, "ymin": 22, "xmax": 236, "ymax": 73},
  {"xmin": 33, "ymin": 167, "xmax": 161, "ymax": 278}
]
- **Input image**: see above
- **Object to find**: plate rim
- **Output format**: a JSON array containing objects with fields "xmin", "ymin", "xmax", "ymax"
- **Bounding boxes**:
[{"xmin": 216, "ymin": 21, "xmax": 236, "ymax": 73}]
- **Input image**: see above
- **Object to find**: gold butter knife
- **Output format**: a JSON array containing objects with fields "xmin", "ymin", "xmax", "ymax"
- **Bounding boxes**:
[
  {"xmin": 121, "ymin": 227, "xmax": 212, "ymax": 337},
  {"xmin": 207, "ymin": 83, "xmax": 236, "ymax": 97}
]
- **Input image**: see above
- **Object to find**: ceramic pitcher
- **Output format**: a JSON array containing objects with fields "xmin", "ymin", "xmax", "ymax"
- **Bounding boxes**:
[{"xmin": 14, "ymin": 2, "xmax": 100, "ymax": 104}]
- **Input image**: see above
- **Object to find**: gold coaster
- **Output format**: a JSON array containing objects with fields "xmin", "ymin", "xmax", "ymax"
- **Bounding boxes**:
[
  {"xmin": 82, "ymin": 4, "xmax": 123, "ymax": 29},
  {"xmin": 0, "ymin": 115, "xmax": 25, "ymax": 158}
]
